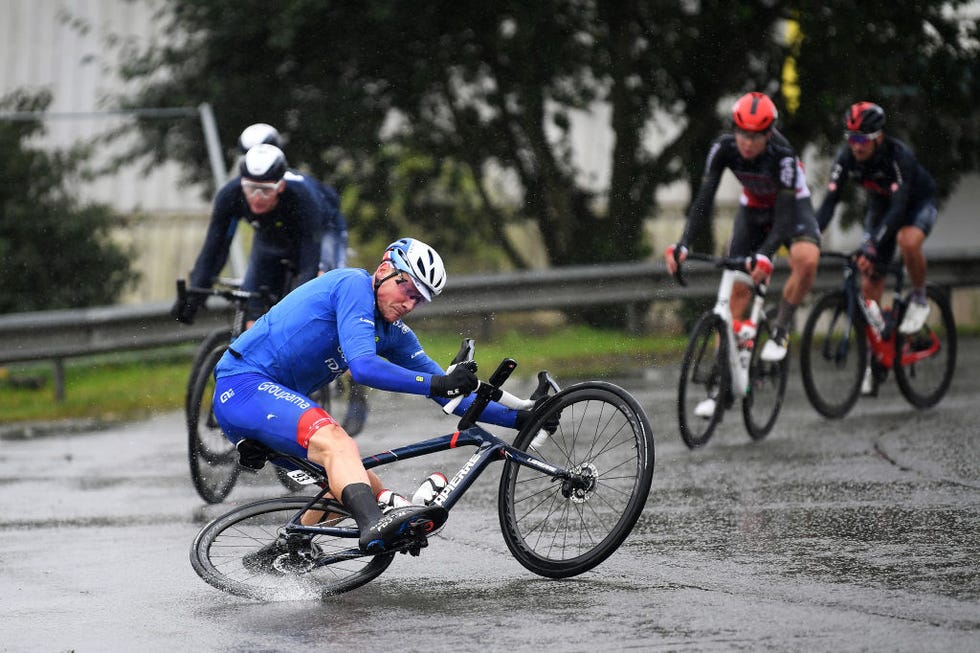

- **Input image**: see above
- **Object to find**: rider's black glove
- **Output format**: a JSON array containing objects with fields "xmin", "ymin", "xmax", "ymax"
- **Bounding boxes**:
[
  {"xmin": 429, "ymin": 361, "xmax": 479, "ymax": 398},
  {"xmin": 514, "ymin": 396, "xmax": 560, "ymax": 434},
  {"xmin": 859, "ymin": 236, "xmax": 878, "ymax": 264},
  {"xmin": 170, "ymin": 294, "xmax": 204, "ymax": 325}
]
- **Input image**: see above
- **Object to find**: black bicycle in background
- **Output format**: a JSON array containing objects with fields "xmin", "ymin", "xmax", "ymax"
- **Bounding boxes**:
[
  {"xmin": 799, "ymin": 250, "xmax": 956, "ymax": 419},
  {"xmin": 176, "ymin": 275, "xmax": 368, "ymax": 504}
]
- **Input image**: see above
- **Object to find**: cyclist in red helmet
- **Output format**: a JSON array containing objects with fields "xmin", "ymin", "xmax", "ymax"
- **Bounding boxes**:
[
  {"xmin": 666, "ymin": 92, "xmax": 821, "ymax": 410},
  {"xmin": 816, "ymin": 102, "xmax": 938, "ymax": 393}
]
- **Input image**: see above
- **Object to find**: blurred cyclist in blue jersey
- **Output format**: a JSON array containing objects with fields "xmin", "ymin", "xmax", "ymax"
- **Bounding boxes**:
[
  {"xmin": 237, "ymin": 123, "xmax": 349, "ymax": 274},
  {"xmin": 170, "ymin": 143, "xmax": 323, "ymax": 326},
  {"xmin": 211, "ymin": 238, "xmax": 539, "ymax": 553}
]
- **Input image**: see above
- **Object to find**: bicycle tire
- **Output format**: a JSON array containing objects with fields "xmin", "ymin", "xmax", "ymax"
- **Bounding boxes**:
[
  {"xmin": 800, "ymin": 290, "xmax": 866, "ymax": 419},
  {"xmin": 742, "ymin": 319, "xmax": 789, "ymax": 440},
  {"xmin": 497, "ymin": 382, "xmax": 655, "ymax": 579},
  {"xmin": 678, "ymin": 312, "xmax": 728, "ymax": 449},
  {"xmin": 184, "ymin": 328, "xmax": 232, "ymax": 418},
  {"xmin": 190, "ymin": 497, "xmax": 395, "ymax": 600},
  {"xmin": 893, "ymin": 285, "xmax": 957, "ymax": 409},
  {"xmin": 188, "ymin": 343, "xmax": 240, "ymax": 504}
]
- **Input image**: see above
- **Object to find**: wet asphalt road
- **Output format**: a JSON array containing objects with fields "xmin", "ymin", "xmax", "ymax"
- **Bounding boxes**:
[{"xmin": 1, "ymin": 339, "xmax": 979, "ymax": 652}]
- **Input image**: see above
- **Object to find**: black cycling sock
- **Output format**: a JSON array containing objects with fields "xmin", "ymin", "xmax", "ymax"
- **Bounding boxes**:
[
  {"xmin": 775, "ymin": 298, "xmax": 798, "ymax": 331},
  {"xmin": 341, "ymin": 482, "xmax": 383, "ymax": 532}
]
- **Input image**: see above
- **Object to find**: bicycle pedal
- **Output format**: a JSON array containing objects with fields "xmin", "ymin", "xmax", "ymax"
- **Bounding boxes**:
[{"xmin": 399, "ymin": 538, "xmax": 429, "ymax": 556}]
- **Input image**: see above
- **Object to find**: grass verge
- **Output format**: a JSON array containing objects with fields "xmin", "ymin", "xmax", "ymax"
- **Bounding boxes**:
[{"xmin": 0, "ymin": 326, "xmax": 686, "ymax": 426}]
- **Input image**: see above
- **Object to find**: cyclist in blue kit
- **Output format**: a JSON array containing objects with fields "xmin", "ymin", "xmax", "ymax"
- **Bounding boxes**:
[{"xmin": 211, "ymin": 238, "xmax": 536, "ymax": 552}]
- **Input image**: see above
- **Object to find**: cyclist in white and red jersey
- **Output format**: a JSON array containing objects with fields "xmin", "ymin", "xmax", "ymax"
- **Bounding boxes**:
[{"xmin": 666, "ymin": 92, "xmax": 821, "ymax": 365}]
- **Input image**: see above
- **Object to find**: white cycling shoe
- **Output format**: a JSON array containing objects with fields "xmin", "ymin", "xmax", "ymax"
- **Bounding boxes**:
[
  {"xmin": 694, "ymin": 397, "xmax": 717, "ymax": 419},
  {"xmin": 861, "ymin": 366, "xmax": 875, "ymax": 396},
  {"xmin": 760, "ymin": 327, "xmax": 789, "ymax": 362},
  {"xmin": 899, "ymin": 302, "xmax": 930, "ymax": 334}
]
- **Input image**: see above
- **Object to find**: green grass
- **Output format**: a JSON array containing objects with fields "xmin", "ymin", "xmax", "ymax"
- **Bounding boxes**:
[{"xmin": 0, "ymin": 326, "xmax": 686, "ymax": 426}]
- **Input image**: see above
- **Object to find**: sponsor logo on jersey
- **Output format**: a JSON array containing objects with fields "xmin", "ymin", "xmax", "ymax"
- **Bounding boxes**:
[{"xmin": 257, "ymin": 381, "xmax": 312, "ymax": 409}]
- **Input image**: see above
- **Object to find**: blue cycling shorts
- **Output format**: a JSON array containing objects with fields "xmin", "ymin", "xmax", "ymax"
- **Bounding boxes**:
[{"xmin": 212, "ymin": 372, "xmax": 339, "ymax": 460}]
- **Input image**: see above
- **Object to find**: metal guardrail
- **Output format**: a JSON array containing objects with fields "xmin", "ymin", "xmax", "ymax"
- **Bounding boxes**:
[{"xmin": 1, "ymin": 254, "xmax": 978, "ymax": 398}]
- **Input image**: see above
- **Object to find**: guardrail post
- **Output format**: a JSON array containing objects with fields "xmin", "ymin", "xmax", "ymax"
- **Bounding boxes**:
[{"xmin": 53, "ymin": 358, "xmax": 66, "ymax": 402}]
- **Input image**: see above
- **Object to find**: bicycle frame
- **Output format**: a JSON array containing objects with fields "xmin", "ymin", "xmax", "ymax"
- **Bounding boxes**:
[
  {"xmin": 832, "ymin": 255, "xmax": 941, "ymax": 371},
  {"xmin": 711, "ymin": 268, "xmax": 769, "ymax": 398},
  {"xmin": 254, "ymin": 424, "xmax": 573, "ymax": 565}
]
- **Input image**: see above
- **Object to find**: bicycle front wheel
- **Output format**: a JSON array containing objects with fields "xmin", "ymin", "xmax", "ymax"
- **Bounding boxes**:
[
  {"xmin": 188, "ymin": 343, "xmax": 240, "ymax": 503},
  {"xmin": 498, "ymin": 382, "xmax": 655, "ymax": 579},
  {"xmin": 184, "ymin": 329, "xmax": 232, "ymax": 417},
  {"xmin": 678, "ymin": 312, "xmax": 728, "ymax": 449},
  {"xmin": 191, "ymin": 497, "xmax": 395, "ymax": 600},
  {"xmin": 800, "ymin": 291, "xmax": 866, "ymax": 419},
  {"xmin": 893, "ymin": 285, "xmax": 957, "ymax": 409},
  {"xmin": 742, "ymin": 320, "xmax": 789, "ymax": 440}
]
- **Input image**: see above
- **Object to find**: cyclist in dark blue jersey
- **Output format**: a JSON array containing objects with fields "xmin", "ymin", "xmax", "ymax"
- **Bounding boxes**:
[
  {"xmin": 170, "ymin": 143, "xmax": 323, "ymax": 325},
  {"xmin": 211, "ymin": 238, "xmax": 537, "ymax": 552},
  {"xmin": 666, "ymin": 93, "xmax": 821, "ymax": 367},
  {"xmin": 816, "ymin": 102, "xmax": 937, "ymax": 336},
  {"xmin": 237, "ymin": 123, "xmax": 350, "ymax": 274}
]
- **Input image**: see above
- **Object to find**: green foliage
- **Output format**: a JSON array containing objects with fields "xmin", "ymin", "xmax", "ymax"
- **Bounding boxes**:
[
  {"xmin": 0, "ymin": 90, "xmax": 139, "ymax": 313},
  {"xmin": 108, "ymin": 0, "xmax": 979, "ymax": 277}
]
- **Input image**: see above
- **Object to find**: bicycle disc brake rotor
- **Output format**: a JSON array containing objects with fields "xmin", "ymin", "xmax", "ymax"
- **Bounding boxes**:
[{"xmin": 562, "ymin": 462, "xmax": 598, "ymax": 504}]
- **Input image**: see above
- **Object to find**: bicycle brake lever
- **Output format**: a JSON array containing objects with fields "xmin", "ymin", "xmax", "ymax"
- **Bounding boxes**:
[
  {"xmin": 456, "ymin": 359, "xmax": 517, "ymax": 430},
  {"xmin": 674, "ymin": 263, "xmax": 688, "ymax": 287},
  {"xmin": 443, "ymin": 339, "xmax": 477, "ymax": 415},
  {"xmin": 530, "ymin": 371, "xmax": 560, "ymax": 400}
]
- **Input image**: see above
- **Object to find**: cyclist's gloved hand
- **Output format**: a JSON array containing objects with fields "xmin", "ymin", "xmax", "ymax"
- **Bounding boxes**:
[
  {"xmin": 514, "ymin": 396, "xmax": 560, "ymax": 434},
  {"xmin": 745, "ymin": 253, "xmax": 773, "ymax": 277},
  {"xmin": 170, "ymin": 294, "xmax": 203, "ymax": 325},
  {"xmin": 858, "ymin": 236, "xmax": 878, "ymax": 263},
  {"xmin": 664, "ymin": 243, "xmax": 688, "ymax": 275},
  {"xmin": 430, "ymin": 361, "xmax": 479, "ymax": 398}
]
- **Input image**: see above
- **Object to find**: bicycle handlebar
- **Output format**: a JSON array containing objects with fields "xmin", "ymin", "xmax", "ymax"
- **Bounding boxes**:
[
  {"xmin": 442, "ymin": 339, "xmax": 560, "ymax": 432},
  {"xmin": 176, "ymin": 278, "xmax": 279, "ymax": 307},
  {"xmin": 673, "ymin": 252, "xmax": 754, "ymax": 286}
]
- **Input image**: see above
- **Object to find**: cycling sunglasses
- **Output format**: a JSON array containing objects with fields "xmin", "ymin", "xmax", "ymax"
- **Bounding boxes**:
[
  {"xmin": 734, "ymin": 127, "xmax": 770, "ymax": 141},
  {"xmin": 845, "ymin": 131, "xmax": 880, "ymax": 145},
  {"xmin": 241, "ymin": 180, "xmax": 281, "ymax": 198}
]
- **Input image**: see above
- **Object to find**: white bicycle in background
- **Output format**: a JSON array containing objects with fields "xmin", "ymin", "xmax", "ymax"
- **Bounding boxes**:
[{"xmin": 673, "ymin": 253, "xmax": 789, "ymax": 449}]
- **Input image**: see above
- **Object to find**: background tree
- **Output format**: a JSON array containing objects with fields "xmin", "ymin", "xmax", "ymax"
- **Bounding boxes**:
[
  {"xmin": 0, "ymin": 90, "xmax": 138, "ymax": 314},
  {"xmin": 110, "ymin": 0, "xmax": 979, "ymax": 269}
]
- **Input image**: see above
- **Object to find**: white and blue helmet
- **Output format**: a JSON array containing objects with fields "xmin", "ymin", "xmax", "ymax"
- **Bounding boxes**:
[
  {"xmin": 238, "ymin": 123, "xmax": 283, "ymax": 154},
  {"xmin": 382, "ymin": 238, "xmax": 447, "ymax": 301},
  {"xmin": 239, "ymin": 143, "xmax": 287, "ymax": 182}
]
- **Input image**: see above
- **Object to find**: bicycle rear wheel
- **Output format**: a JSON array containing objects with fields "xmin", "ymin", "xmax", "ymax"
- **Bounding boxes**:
[
  {"xmin": 190, "ymin": 497, "xmax": 395, "ymax": 600},
  {"xmin": 498, "ymin": 382, "xmax": 655, "ymax": 579},
  {"xmin": 742, "ymin": 320, "xmax": 789, "ymax": 440},
  {"xmin": 678, "ymin": 312, "xmax": 728, "ymax": 449},
  {"xmin": 893, "ymin": 285, "xmax": 957, "ymax": 408},
  {"xmin": 188, "ymin": 343, "xmax": 240, "ymax": 503},
  {"xmin": 800, "ymin": 290, "xmax": 866, "ymax": 419}
]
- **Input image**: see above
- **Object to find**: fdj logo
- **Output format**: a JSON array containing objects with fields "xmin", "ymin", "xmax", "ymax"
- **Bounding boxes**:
[{"xmin": 219, "ymin": 389, "xmax": 235, "ymax": 403}]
